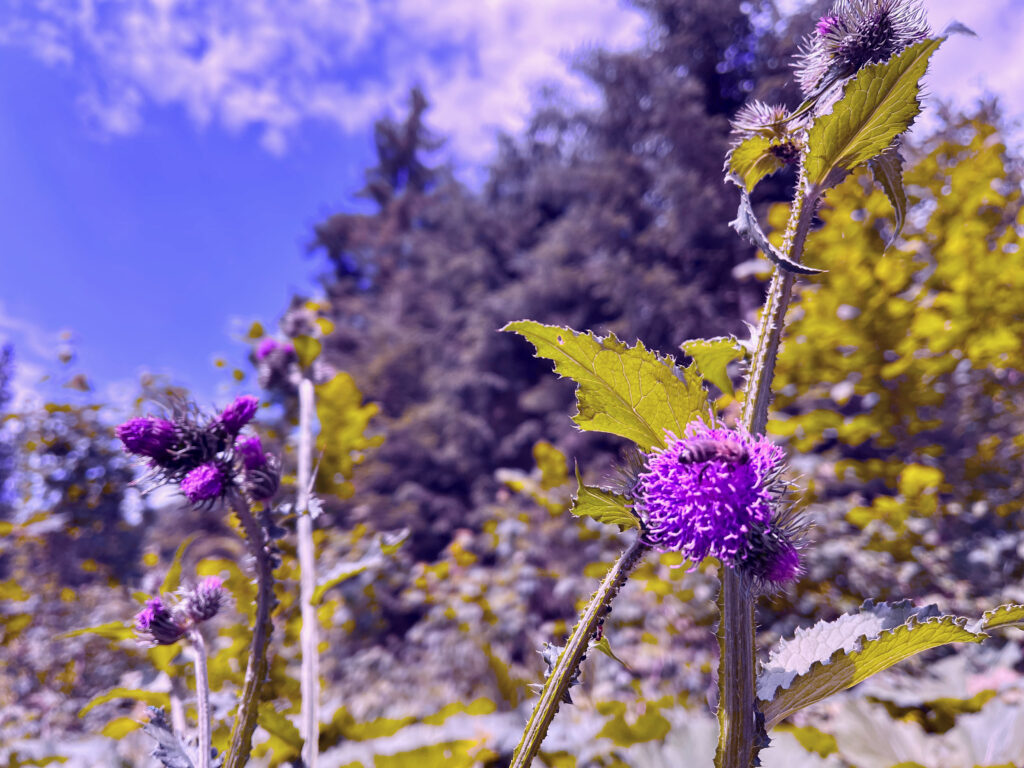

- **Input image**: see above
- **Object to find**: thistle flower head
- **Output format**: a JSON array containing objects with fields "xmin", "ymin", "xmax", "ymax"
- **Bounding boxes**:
[
  {"xmin": 183, "ymin": 576, "xmax": 226, "ymax": 623},
  {"xmin": 256, "ymin": 338, "xmax": 295, "ymax": 361},
  {"xmin": 180, "ymin": 462, "xmax": 225, "ymax": 503},
  {"xmin": 796, "ymin": 0, "xmax": 929, "ymax": 95},
  {"xmin": 730, "ymin": 101, "xmax": 791, "ymax": 139},
  {"xmin": 235, "ymin": 435, "xmax": 268, "ymax": 470},
  {"xmin": 635, "ymin": 422, "xmax": 800, "ymax": 586},
  {"xmin": 218, "ymin": 395, "xmax": 259, "ymax": 435},
  {"xmin": 116, "ymin": 417, "xmax": 176, "ymax": 460},
  {"xmin": 134, "ymin": 597, "xmax": 186, "ymax": 646}
]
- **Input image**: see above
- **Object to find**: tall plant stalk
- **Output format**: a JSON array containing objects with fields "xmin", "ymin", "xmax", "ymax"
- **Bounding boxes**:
[
  {"xmin": 716, "ymin": 170, "xmax": 818, "ymax": 768},
  {"xmin": 187, "ymin": 628, "xmax": 212, "ymax": 768},
  {"xmin": 223, "ymin": 491, "xmax": 276, "ymax": 768},
  {"xmin": 509, "ymin": 537, "xmax": 648, "ymax": 768},
  {"xmin": 296, "ymin": 377, "xmax": 320, "ymax": 767}
]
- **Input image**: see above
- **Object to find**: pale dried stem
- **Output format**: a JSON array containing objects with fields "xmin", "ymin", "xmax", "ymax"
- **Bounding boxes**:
[
  {"xmin": 188, "ymin": 628, "xmax": 212, "ymax": 768},
  {"xmin": 297, "ymin": 377, "xmax": 321, "ymax": 768}
]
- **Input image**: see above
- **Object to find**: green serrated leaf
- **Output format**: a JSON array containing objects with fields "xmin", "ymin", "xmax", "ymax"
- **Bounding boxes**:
[
  {"xmin": 293, "ymin": 335, "xmax": 322, "ymax": 369},
  {"xmin": 160, "ymin": 534, "xmax": 198, "ymax": 594},
  {"xmin": 504, "ymin": 321, "xmax": 706, "ymax": 451},
  {"xmin": 591, "ymin": 637, "xmax": 633, "ymax": 672},
  {"xmin": 805, "ymin": 38, "xmax": 944, "ymax": 188},
  {"xmin": 682, "ymin": 337, "xmax": 747, "ymax": 396},
  {"xmin": 869, "ymin": 145, "xmax": 907, "ymax": 247},
  {"xmin": 570, "ymin": 466, "xmax": 639, "ymax": 531},
  {"xmin": 59, "ymin": 620, "xmax": 134, "ymax": 641},
  {"xmin": 727, "ymin": 136, "xmax": 785, "ymax": 192},
  {"xmin": 980, "ymin": 603, "xmax": 1024, "ymax": 632},
  {"xmin": 760, "ymin": 614, "xmax": 984, "ymax": 729},
  {"xmin": 79, "ymin": 688, "xmax": 170, "ymax": 717}
]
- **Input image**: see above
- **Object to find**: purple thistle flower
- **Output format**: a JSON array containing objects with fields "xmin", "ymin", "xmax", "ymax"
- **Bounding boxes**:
[
  {"xmin": 116, "ymin": 417, "xmax": 176, "ymax": 460},
  {"xmin": 180, "ymin": 462, "xmax": 225, "ymax": 503},
  {"xmin": 218, "ymin": 395, "xmax": 259, "ymax": 435},
  {"xmin": 134, "ymin": 597, "xmax": 186, "ymax": 645},
  {"xmin": 235, "ymin": 435, "xmax": 268, "ymax": 470},
  {"xmin": 796, "ymin": 0, "xmax": 929, "ymax": 95},
  {"xmin": 183, "ymin": 576, "xmax": 226, "ymax": 623},
  {"xmin": 636, "ymin": 422, "xmax": 787, "ymax": 570},
  {"xmin": 255, "ymin": 338, "xmax": 279, "ymax": 361}
]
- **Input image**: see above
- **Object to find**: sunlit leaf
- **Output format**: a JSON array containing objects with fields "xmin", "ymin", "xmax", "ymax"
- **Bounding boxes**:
[
  {"xmin": 726, "ymin": 136, "xmax": 786, "ymax": 192},
  {"xmin": 591, "ymin": 637, "xmax": 633, "ymax": 672},
  {"xmin": 293, "ymin": 335, "xmax": 322, "ymax": 369},
  {"xmin": 570, "ymin": 465, "xmax": 639, "ymax": 531},
  {"xmin": 682, "ymin": 337, "xmax": 747, "ymax": 396},
  {"xmin": 60, "ymin": 620, "xmax": 133, "ymax": 641},
  {"xmin": 805, "ymin": 38, "xmax": 944, "ymax": 188},
  {"xmin": 504, "ymin": 321, "xmax": 706, "ymax": 451},
  {"xmin": 80, "ymin": 688, "xmax": 170, "ymax": 717},
  {"xmin": 869, "ymin": 145, "xmax": 907, "ymax": 247},
  {"xmin": 979, "ymin": 603, "xmax": 1024, "ymax": 632}
]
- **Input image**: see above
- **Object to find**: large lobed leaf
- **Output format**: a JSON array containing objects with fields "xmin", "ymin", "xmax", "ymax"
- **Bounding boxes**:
[
  {"xmin": 804, "ymin": 38, "xmax": 944, "ymax": 189},
  {"xmin": 758, "ymin": 600, "xmax": 985, "ymax": 729},
  {"xmin": 504, "ymin": 321, "xmax": 706, "ymax": 451}
]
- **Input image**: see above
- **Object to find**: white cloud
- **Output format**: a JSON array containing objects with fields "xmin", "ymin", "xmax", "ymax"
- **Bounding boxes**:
[{"xmin": 0, "ymin": 0, "xmax": 646, "ymax": 159}]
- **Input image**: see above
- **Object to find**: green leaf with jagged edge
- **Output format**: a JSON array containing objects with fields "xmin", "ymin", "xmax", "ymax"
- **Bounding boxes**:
[
  {"xmin": 504, "ymin": 320, "xmax": 707, "ymax": 451},
  {"xmin": 160, "ymin": 534, "xmax": 198, "ymax": 594},
  {"xmin": 682, "ymin": 336, "xmax": 747, "ymax": 396},
  {"xmin": 869, "ymin": 145, "xmax": 908, "ymax": 247},
  {"xmin": 758, "ymin": 600, "xmax": 985, "ymax": 729},
  {"xmin": 729, "ymin": 188, "xmax": 825, "ymax": 275},
  {"xmin": 726, "ymin": 136, "xmax": 786, "ymax": 192},
  {"xmin": 979, "ymin": 603, "xmax": 1024, "ymax": 632},
  {"xmin": 570, "ymin": 465, "xmax": 639, "ymax": 531},
  {"xmin": 79, "ymin": 688, "xmax": 170, "ymax": 717},
  {"xmin": 804, "ymin": 37, "xmax": 944, "ymax": 189}
]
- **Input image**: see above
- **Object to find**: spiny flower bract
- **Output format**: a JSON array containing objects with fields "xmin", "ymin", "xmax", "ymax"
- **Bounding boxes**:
[
  {"xmin": 218, "ymin": 395, "xmax": 259, "ymax": 435},
  {"xmin": 636, "ymin": 422, "xmax": 801, "ymax": 588},
  {"xmin": 134, "ymin": 597, "xmax": 186, "ymax": 646},
  {"xmin": 116, "ymin": 417, "xmax": 176, "ymax": 460},
  {"xmin": 796, "ymin": 0, "xmax": 929, "ymax": 96},
  {"xmin": 183, "ymin": 576, "xmax": 226, "ymax": 623},
  {"xmin": 180, "ymin": 462, "xmax": 225, "ymax": 503}
]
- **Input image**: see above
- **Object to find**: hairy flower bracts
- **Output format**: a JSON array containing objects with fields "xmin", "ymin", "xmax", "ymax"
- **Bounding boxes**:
[
  {"xmin": 117, "ymin": 396, "xmax": 280, "ymax": 506},
  {"xmin": 635, "ymin": 422, "xmax": 802, "ymax": 590},
  {"xmin": 134, "ymin": 578, "xmax": 227, "ymax": 646},
  {"xmin": 796, "ymin": 0, "xmax": 929, "ymax": 96},
  {"xmin": 729, "ymin": 101, "xmax": 802, "ymax": 165}
]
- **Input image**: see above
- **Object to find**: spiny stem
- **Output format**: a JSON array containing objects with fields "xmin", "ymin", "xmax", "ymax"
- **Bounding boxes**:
[
  {"xmin": 510, "ymin": 536, "xmax": 648, "ymax": 768},
  {"xmin": 223, "ymin": 492, "xmax": 276, "ymax": 768},
  {"xmin": 717, "ymin": 168, "xmax": 818, "ymax": 768},
  {"xmin": 188, "ymin": 628, "xmax": 212, "ymax": 768},
  {"xmin": 297, "ymin": 378, "xmax": 321, "ymax": 768}
]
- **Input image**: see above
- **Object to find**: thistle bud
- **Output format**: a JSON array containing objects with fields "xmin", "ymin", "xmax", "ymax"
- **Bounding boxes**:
[
  {"xmin": 180, "ymin": 462, "xmax": 225, "ymax": 503},
  {"xmin": 183, "ymin": 577, "xmax": 226, "ymax": 623},
  {"xmin": 235, "ymin": 435, "xmax": 268, "ymax": 470},
  {"xmin": 135, "ymin": 598, "xmax": 186, "ymax": 646},
  {"xmin": 116, "ymin": 417, "xmax": 177, "ymax": 460},
  {"xmin": 218, "ymin": 395, "xmax": 259, "ymax": 435}
]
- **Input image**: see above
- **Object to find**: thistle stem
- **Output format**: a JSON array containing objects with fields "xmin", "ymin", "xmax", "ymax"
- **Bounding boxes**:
[
  {"xmin": 223, "ymin": 492, "xmax": 276, "ymax": 768},
  {"xmin": 510, "ymin": 536, "xmax": 648, "ymax": 768},
  {"xmin": 297, "ymin": 377, "xmax": 321, "ymax": 768},
  {"xmin": 716, "ymin": 171, "xmax": 817, "ymax": 768},
  {"xmin": 188, "ymin": 628, "xmax": 212, "ymax": 768}
]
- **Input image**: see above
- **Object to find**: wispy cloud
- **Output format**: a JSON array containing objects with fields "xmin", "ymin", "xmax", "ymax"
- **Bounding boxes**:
[{"xmin": 0, "ymin": 0, "xmax": 646, "ymax": 159}]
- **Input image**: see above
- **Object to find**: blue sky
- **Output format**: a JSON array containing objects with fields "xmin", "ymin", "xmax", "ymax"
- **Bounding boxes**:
[{"xmin": 0, "ymin": 0, "xmax": 1019, "ymax": 409}]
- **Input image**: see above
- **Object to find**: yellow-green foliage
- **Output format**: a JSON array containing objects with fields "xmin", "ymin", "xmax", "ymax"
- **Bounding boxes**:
[{"xmin": 770, "ymin": 116, "xmax": 1024, "ymax": 554}]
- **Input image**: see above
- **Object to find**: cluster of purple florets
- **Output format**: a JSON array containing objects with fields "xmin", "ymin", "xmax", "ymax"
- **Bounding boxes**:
[
  {"xmin": 635, "ymin": 422, "xmax": 802, "ymax": 590},
  {"xmin": 116, "ymin": 395, "xmax": 279, "ymax": 505},
  {"xmin": 135, "ymin": 576, "xmax": 227, "ymax": 646},
  {"xmin": 797, "ymin": 0, "xmax": 929, "ymax": 95}
]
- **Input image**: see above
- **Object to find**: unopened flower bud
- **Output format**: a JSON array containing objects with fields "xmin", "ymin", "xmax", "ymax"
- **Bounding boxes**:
[
  {"xmin": 218, "ymin": 395, "xmax": 259, "ymax": 435},
  {"xmin": 116, "ymin": 417, "xmax": 176, "ymax": 460},
  {"xmin": 183, "ymin": 577, "xmax": 226, "ymax": 623},
  {"xmin": 135, "ymin": 597, "xmax": 186, "ymax": 645},
  {"xmin": 180, "ymin": 462, "xmax": 225, "ymax": 503},
  {"xmin": 235, "ymin": 435, "xmax": 268, "ymax": 470}
]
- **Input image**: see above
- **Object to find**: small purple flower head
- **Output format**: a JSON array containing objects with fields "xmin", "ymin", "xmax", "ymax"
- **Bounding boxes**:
[
  {"xmin": 135, "ymin": 597, "xmax": 186, "ymax": 646},
  {"xmin": 116, "ymin": 417, "xmax": 177, "ymax": 460},
  {"xmin": 218, "ymin": 395, "xmax": 259, "ymax": 435},
  {"xmin": 816, "ymin": 14, "xmax": 842, "ymax": 37},
  {"xmin": 255, "ymin": 338, "xmax": 280, "ymax": 361},
  {"xmin": 796, "ymin": 0, "xmax": 929, "ymax": 95},
  {"xmin": 183, "ymin": 576, "xmax": 226, "ymax": 623},
  {"xmin": 180, "ymin": 462, "xmax": 225, "ymax": 503},
  {"xmin": 235, "ymin": 435, "xmax": 268, "ymax": 470},
  {"xmin": 636, "ymin": 422, "xmax": 791, "ymax": 578}
]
